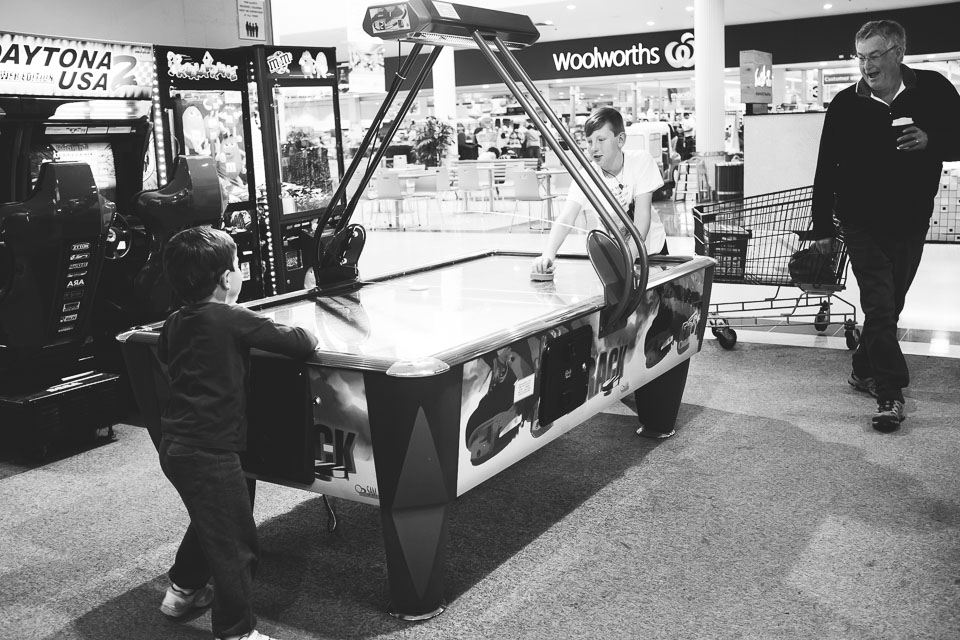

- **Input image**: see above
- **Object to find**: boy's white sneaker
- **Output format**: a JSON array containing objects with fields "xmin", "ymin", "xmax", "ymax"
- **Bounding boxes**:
[
  {"xmin": 160, "ymin": 582, "xmax": 214, "ymax": 618},
  {"xmin": 219, "ymin": 630, "xmax": 279, "ymax": 640}
]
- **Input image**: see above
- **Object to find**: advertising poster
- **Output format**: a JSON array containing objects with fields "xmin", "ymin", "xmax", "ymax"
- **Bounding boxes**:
[
  {"xmin": 262, "ymin": 47, "xmax": 334, "ymax": 80},
  {"xmin": 0, "ymin": 32, "xmax": 153, "ymax": 99},
  {"xmin": 305, "ymin": 368, "xmax": 379, "ymax": 505},
  {"xmin": 456, "ymin": 270, "xmax": 705, "ymax": 495}
]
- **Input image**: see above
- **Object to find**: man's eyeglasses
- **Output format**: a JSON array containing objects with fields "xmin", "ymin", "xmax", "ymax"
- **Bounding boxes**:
[{"xmin": 854, "ymin": 44, "xmax": 898, "ymax": 64}]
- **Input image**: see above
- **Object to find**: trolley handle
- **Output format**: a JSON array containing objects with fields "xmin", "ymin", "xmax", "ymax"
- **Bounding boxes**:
[
  {"xmin": 692, "ymin": 209, "xmax": 720, "ymax": 225},
  {"xmin": 691, "ymin": 207, "xmax": 726, "ymax": 256}
]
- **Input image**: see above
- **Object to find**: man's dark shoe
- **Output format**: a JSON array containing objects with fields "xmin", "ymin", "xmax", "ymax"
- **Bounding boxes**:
[
  {"xmin": 848, "ymin": 372, "xmax": 878, "ymax": 397},
  {"xmin": 872, "ymin": 399, "xmax": 904, "ymax": 433}
]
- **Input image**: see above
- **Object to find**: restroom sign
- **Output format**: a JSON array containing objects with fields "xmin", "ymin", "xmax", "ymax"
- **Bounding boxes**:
[
  {"xmin": 238, "ymin": 0, "xmax": 266, "ymax": 41},
  {"xmin": 740, "ymin": 49, "xmax": 773, "ymax": 103}
]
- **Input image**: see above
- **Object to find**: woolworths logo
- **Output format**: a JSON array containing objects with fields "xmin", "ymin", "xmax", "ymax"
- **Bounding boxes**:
[{"xmin": 552, "ymin": 32, "xmax": 696, "ymax": 72}]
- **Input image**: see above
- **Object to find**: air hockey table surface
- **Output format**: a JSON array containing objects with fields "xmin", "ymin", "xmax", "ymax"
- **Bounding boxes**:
[
  {"xmin": 120, "ymin": 250, "xmax": 715, "ymax": 620},
  {"xmin": 257, "ymin": 252, "xmax": 603, "ymax": 365},
  {"xmin": 250, "ymin": 252, "xmax": 700, "ymax": 365}
]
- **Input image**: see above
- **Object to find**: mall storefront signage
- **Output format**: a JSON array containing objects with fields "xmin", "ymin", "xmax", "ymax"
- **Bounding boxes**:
[
  {"xmin": 456, "ymin": 29, "xmax": 697, "ymax": 86},
  {"xmin": 385, "ymin": 2, "xmax": 960, "ymax": 89},
  {"xmin": 739, "ymin": 49, "xmax": 773, "ymax": 104},
  {"xmin": 533, "ymin": 30, "xmax": 696, "ymax": 77},
  {"xmin": 383, "ymin": 29, "xmax": 695, "ymax": 90},
  {"xmin": 0, "ymin": 32, "xmax": 154, "ymax": 99}
]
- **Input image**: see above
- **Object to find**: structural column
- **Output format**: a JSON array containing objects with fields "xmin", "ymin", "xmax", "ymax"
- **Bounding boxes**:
[
  {"xmin": 432, "ymin": 46, "xmax": 457, "ymax": 162},
  {"xmin": 432, "ymin": 47, "xmax": 457, "ymax": 120},
  {"xmin": 694, "ymin": 0, "xmax": 726, "ymax": 191}
]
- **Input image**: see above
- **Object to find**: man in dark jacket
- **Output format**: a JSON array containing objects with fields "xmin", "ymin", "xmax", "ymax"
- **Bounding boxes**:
[{"xmin": 811, "ymin": 19, "xmax": 960, "ymax": 432}]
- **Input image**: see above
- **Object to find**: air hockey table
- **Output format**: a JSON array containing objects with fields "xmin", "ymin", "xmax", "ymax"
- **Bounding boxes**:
[{"xmin": 119, "ymin": 250, "xmax": 714, "ymax": 619}]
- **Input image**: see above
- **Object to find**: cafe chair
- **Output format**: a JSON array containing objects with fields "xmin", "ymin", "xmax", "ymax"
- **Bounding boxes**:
[
  {"xmin": 457, "ymin": 164, "xmax": 493, "ymax": 212},
  {"xmin": 372, "ymin": 173, "xmax": 415, "ymax": 230},
  {"xmin": 550, "ymin": 171, "xmax": 573, "ymax": 198},
  {"xmin": 408, "ymin": 167, "xmax": 452, "ymax": 228},
  {"xmin": 508, "ymin": 169, "xmax": 557, "ymax": 232}
]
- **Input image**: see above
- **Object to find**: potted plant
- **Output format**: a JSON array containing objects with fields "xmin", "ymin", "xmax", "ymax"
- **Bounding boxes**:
[{"xmin": 412, "ymin": 116, "xmax": 455, "ymax": 167}]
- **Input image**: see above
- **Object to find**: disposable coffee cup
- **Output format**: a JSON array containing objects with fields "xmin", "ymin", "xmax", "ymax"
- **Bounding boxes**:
[{"xmin": 892, "ymin": 117, "xmax": 914, "ymax": 148}]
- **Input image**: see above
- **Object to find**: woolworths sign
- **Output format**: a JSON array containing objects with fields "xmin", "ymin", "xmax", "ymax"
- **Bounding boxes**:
[
  {"xmin": 448, "ymin": 28, "xmax": 704, "ymax": 85},
  {"xmin": 551, "ymin": 32, "xmax": 696, "ymax": 73}
]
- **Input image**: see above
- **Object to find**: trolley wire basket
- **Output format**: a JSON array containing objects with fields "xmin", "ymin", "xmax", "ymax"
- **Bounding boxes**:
[{"xmin": 693, "ymin": 185, "xmax": 860, "ymax": 350}]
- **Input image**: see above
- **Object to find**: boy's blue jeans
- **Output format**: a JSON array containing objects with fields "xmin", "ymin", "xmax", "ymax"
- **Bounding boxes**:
[
  {"xmin": 160, "ymin": 439, "xmax": 258, "ymax": 638},
  {"xmin": 842, "ymin": 224, "xmax": 927, "ymax": 403}
]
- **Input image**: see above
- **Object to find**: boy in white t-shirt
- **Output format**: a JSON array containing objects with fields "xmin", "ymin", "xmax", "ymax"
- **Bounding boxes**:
[{"xmin": 532, "ymin": 107, "xmax": 666, "ymax": 277}]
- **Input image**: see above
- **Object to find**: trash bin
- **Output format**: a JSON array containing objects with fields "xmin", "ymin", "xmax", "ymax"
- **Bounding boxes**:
[{"xmin": 715, "ymin": 162, "xmax": 744, "ymax": 201}]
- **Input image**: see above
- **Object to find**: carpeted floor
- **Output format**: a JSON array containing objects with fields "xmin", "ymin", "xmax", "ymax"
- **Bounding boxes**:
[{"xmin": 2, "ymin": 341, "xmax": 959, "ymax": 639}]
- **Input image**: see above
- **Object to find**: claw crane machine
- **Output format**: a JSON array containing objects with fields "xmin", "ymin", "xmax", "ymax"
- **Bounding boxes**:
[
  {"xmin": 154, "ymin": 44, "xmax": 345, "ymax": 296},
  {"xmin": 242, "ymin": 45, "xmax": 344, "ymax": 293},
  {"xmin": 152, "ymin": 45, "xmax": 267, "ymax": 300}
]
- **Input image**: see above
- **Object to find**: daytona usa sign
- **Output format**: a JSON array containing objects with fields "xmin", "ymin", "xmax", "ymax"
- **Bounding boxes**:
[{"xmin": 0, "ymin": 32, "xmax": 154, "ymax": 99}]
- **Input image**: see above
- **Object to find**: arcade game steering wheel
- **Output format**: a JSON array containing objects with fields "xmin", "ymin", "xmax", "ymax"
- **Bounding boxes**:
[{"xmin": 103, "ymin": 211, "xmax": 134, "ymax": 261}]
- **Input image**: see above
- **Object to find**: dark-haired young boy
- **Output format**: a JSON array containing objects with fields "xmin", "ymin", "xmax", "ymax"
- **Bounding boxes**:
[{"xmin": 157, "ymin": 226, "xmax": 317, "ymax": 640}]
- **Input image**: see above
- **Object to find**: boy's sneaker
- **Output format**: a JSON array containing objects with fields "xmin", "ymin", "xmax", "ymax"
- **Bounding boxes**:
[
  {"xmin": 848, "ymin": 372, "xmax": 878, "ymax": 397},
  {"xmin": 872, "ymin": 399, "xmax": 905, "ymax": 433},
  {"xmin": 218, "ymin": 630, "xmax": 279, "ymax": 640},
  {"xmin": 160, "ymin": 582, "xmax": 214, "ymax": 618}
]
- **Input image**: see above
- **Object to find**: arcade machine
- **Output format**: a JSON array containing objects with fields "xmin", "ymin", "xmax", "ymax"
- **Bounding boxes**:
[
  {"xmin": 0, "ymin": 31, "xmax": 157, "ymax": 452},
  {"xmin": 120, "ymin": 0, "xmax": 716, "ymax": 622},
  {"xmin": 153, "ymin": 44, "xmax": 345, "ymax": 298},
  {"xmin": 152, "ymin": 45, "xmax": 266, "ymax": 300},
  {"xmin": 241, "ymin": 45, "xmax": 344, "ymax": 293},
  {"xmin": 0, "ymin": 162, "xmax": 119, "ymax": 455},
  {"xmin": 0, "ymin": 33, "xmax": 159, "ymax": 329}
]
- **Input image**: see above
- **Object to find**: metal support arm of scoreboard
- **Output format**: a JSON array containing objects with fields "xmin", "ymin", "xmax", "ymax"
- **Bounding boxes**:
[
  {"xmin": 312, "ymin": 0, "xmax": 648, "ymax": 335},
  {"xmin": 309, "ymin": 44, "xmax": 442, "ymax": 284},
  {"xmin": 469, "ymin": 33, "xmax": 648, "ymax": 334},
  {"xmin": 338, "ymin": 46, "xmax": 443, "ymax": 232}
]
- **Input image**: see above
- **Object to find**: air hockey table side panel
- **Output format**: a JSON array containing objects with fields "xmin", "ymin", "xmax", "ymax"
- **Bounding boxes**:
[
  {"xmin": 226, "ymin": 255, "xmax": 712, "ymax": 506},
  {"xmin": 242, "ymin": 363, "xmax": 464, "ymax": 508},
  {"xmin": 454, "ymin": 264, "xmax": 711, "ymax": 496},
  {"xmin": 250, "ymin": 257, "xmax": 712, "ymax": 503}
]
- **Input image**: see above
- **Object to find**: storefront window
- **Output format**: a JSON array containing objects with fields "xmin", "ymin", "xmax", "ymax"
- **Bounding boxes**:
[{"xmin": 334, "ymin": 52, "xmax": 959, "ymax": 171}]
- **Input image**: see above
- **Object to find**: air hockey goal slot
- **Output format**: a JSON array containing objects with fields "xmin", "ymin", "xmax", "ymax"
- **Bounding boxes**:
[{"xmin": 537, "ymin": 324, "xmax": 592, "ymax": 426}]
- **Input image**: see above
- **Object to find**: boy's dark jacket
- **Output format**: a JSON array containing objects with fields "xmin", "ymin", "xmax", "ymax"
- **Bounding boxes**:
[{"xmin": 159, "ymin": 302, "xmax": 317, "ymax": 451}]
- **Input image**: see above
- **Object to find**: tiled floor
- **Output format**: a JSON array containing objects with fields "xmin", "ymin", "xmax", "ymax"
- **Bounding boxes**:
[{"xmin": 356, "ymin": 196, "xmax": 960, "ymax": 359}]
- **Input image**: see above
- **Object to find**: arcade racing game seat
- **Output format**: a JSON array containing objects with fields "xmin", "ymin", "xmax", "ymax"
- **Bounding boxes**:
[
  {"xmin": 0, "ymin": 162, "xmax": 121, "ymax": 456},
  {"xmin": 117, "ymin": 155, "xmax": 225, "ymax": 324}
]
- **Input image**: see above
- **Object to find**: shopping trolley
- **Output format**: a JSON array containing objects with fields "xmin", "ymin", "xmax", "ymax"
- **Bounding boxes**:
[{"xmin": 693, "ymin": 185, "xmax": 860, "ymax": 350}]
